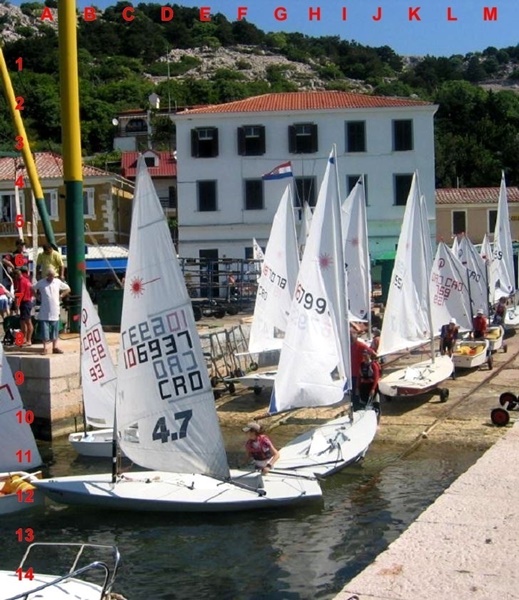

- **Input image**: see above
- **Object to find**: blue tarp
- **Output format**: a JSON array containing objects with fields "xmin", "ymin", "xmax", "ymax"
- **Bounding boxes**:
[{"xmin": 85, "ymin": 258, "xmax": 128, "ymax": 272}]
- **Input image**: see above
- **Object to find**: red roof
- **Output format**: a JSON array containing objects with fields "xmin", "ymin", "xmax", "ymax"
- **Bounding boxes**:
[
  {"xmin": 436, "ymin": 187, "xmax": 519, "ymax": 205},
  {"xmin": 177, "ymin": 91, "xmax": 433, "ymax": 115},
  {"xmin": 121, "ymin": 151, "xmax": 177, "ymax": 179},
  {"xmin": 0, "ymin": 152, "xmax": 110, "ymax": 181}
]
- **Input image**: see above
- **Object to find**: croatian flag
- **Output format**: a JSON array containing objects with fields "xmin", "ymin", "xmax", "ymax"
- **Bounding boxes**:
[{"xmin": 262, "ymin": 162, "xmax": 293, "ymax": 180}]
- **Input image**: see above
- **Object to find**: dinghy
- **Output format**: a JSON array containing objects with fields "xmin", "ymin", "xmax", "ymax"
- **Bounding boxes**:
[
  {"xmin": 68, "ymin": 283, "xmax": 118, "ymax": 457},
  {"xmin": 272, "ymin": 150, "xmax": 378, "ymax": 476},
  {"xmin": 485, "ymin": 325, "xmax": 506, "ymax": 353},
  {"xmin": 35, "ymin": 157, "xmax": 322, "ymax": 512},
  {"xmin": 378, "ymin": 173, "xmax": 454, "ymax": 400},
  {"xmin": 0, "ymin": 344, "xmax": 44, "ymax": 515},
  {"xmin": 452, "ymin": 340, "xmax": 492, "ymax": 370}
]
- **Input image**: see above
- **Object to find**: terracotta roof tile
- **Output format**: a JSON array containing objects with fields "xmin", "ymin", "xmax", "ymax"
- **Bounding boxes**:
[
  {"xmin": 0, "ymin": 152, "xmax": 110, "ymax": 181},
  {"xmin": 121, "ymin": 151, "xmax": 177, "ymax": 179},
  {"xmin": 176, "ymin": 91, "xmax": 433, "ymax": 115},
  {"xmin": 436, "ymin": 187, "xmax": 519, "ymax": 205}
]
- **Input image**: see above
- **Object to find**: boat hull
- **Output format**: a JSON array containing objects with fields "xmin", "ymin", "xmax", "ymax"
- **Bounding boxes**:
[
  {"xmin": 505, "ymin": 308, "xmax": 519, "ymax": 326},
  {"xmin": 378, "ymin": 355, "xmax": 453, "ymax": 398},
  {"xmin": 452, "ymin": 340, "xmax": 490, "ymax": 369},
  {"xmin": 69, "ymin": 429, "xmax": 117, "ymax": 458},
  {"xmin": 0, "ymin": 472, "xmax": 45, "ymax": 515},
  {"xmin": 485, "ymin": 326, "xmax": 504, "ymax": 352},
  {"xmin": 276, "ymin": 409, "xmax": 378, "ymax": 477},
  {"xmin": 233, "ymin": 370, "xmax": 277, "ymax": 391},
  {"xmin": 0, "ymin": 571, "xmax": 104, "ymax": 600},
  {"xmin": 34, "ymin": 470, "xmax": 322, "ymax": 513}
]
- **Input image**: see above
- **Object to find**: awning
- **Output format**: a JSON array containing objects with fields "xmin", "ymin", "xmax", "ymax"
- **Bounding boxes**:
[{"xmin": 85, "ymin": 258, "xmax": 128, "ymax": 273}]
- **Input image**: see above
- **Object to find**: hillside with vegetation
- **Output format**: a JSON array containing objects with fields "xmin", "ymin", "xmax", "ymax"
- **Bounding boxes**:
[{"xmin": 1, "ymin": 0, "xmax": 519, "ymax": 187}]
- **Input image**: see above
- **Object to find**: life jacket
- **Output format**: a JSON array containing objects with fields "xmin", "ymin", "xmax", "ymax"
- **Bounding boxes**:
[
  {"xmin": 246, "ymin": 435, "xmax": 272, "ymax": 462},
  {"xmin": 359, "ymin": 362, "xmax": 375, "ymax": 382}
]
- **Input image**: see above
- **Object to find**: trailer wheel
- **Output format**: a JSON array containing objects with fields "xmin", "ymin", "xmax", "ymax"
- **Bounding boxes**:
[
  {"xmin": 234, "ymin": 368, "xmax": 244, "ymax": 378},
  {"xmin": 439, "ymin": 388, "xmax": 449, "ymax": 402},
  {"xmin": 249, "ymin": 362, "xmax": 258, "ymax": 371},
  {"xmin": 499, "ymin": 392, "xmax": 518, "ymax": 410},
  {"xmin": 210, "ymin": 376, "xmax": 219, "ymax": 388},
  {"xmin": 192, "ymin": 306, "xmax": 202, "ymax": 322},
  {"xmin": 228, "ymin": 382, "xmax": 236, "ymax": 394},
  {"xmin": 213, "ymin": 391, "xmax": 221, "ymax": 401},
  {"xmin": 491, "ymin": 407, "xmax": 510, "ymax": 427},
  {"xmin": 214, "ymin": 308, "xmax": 226, "ymax": 319},
  {"xmin": 226, "ymin": 305, "xmax": 239, "ymax": 316},
  {"xmin": 487, "ymin": 355, "xmax": 494, "ymax": 370},
  {"xmin": 253, "ymin": 386, "xmax": 262, "ymax": 396},
  {"xmin": 503, "ymin": 343, "xmax": 508, "ymax": 353}
]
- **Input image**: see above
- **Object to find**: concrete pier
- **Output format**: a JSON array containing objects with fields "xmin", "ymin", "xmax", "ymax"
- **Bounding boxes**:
[{"xmin": 335, "ymin": 418, "xmax": 519, "ymax": 599}]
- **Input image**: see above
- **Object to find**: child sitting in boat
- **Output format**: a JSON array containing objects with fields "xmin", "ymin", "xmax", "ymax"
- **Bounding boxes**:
[{"xmin": 243, "ymin": 422, "xmax": 279, "ymax": 475}]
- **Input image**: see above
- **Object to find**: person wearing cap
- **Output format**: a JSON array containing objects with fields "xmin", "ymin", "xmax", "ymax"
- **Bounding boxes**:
[
  {"xmin": 492, "ymin": 296, "xmax": 507, "ymax": 326},
  {"xmin": 370, "ymin": 327, "xmax": 381, "ymax": 354},
  {"xmin": 12, "ymin": 269, "xmax": 34, "ymax": 345},
  {"xmin": 357, "ymin": 350, "xmax": 381, "ymax": 416},
  {"xmin": 439, "ymin": 317, "xmax": 459, "ymax": 357},
  {"xmin": 32, "ymin": 267, "xmax": 70, "ymax": 355},
  {"xmin": 36, "ymin": 243, "xmax": 64, "ymax": 280},
  {"xmin": 2, "ymin": 238, "xmax": 29, "ymax": 291},
  {"xmin": 243, "ymin": 422, "xmax": 279, "ymax": 475},
  {"xmin": 472, "ymin": 309, "xmax": 488, "ymax": 340}
]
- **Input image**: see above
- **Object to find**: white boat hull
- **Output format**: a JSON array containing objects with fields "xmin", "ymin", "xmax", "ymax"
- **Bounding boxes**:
[
  {"xmin": 0, "ymin": 571, "xmax": 104, "ymax": 600},
  {"xmin": 234, "ymin": 370, "xmax": 277, "ymax": 391},
  {"xmin": 452, "ymin": 340, "xmax": 491, "ymax": 369},
  {"xmin": 34, "ymin": 470, "xmax": 322, "ymax": 512},
  {"xmin": 505, "ymin": 307, "xmax": 519, "ymax": 326},
  {"xmin": 69, "ymin": 429, "xmax": 116, "ymax": 458},
  {"xmin": 378, "ymin": 355, "xmax": 453, "ymax": 398},
  {"xmin": 485, "ymin": 325, "xmax": 504, "ymax": 352},
  {"xmin": 0, "ymin": 472, "xmax": 45, "ymax": 515},
  {"xmin": 276, "ymin": 409, "xmax": 379, "ymax": 477}
]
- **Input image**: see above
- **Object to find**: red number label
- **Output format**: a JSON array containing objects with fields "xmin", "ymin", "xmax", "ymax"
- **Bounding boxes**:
[
  {"xmin": 16, "ymin": 410, "xmax": 34, "ymax": 424},
  {"xmin": 15, "ymin": 96, "xmax": 24, "ymax": 111},
  {"xmin": 14, "ymin": 371, "xmax": 25, "ymax": 386},
  {"xmin": 15, "ymin": 567, "xmax": 34, "ymax": 581},
  {"xmin": 15, "ymin": 214, "xmax": 24, "ymax": 226},
  {"xmin": 15, "ymin": 176, "xmax": 24, "ymax": 189},
  {"xmin": 15, "ymin": 528, "xmax": 34, "ymax": 543},
  {"xmin": 15, "ymin": 449, "xmax": 31, "ymax": 463},
  {"xmin": 15, "ymin": 254, "xmax": 25, "ymax": 267},
  {"xmin": 15, "ymin": 136, "xmax": 24, "ymax": 150},
  {"xmin": 15, "ymin": 57, "xmax": 23, "ymax": 71},
  {"xmin": 15, "ymin": 331, "xmax": 25, "ymax": 346},
  {"xmin": 16, "ymin": 488, "xmax": 34, "ymax": 503}
]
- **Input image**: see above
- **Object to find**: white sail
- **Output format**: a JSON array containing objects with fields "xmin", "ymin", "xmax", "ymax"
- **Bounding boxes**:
[
  {"xmin": 298, "ymin": 201, "xmax": 313, "ymax": 257},
  {"xmin": 451, "ymin": 234, "xmax": 459, "ymax": 257},
  {"xmin": 0, "ymin": 344, "xmax": 41, "ymax": 471},
  {"xmin": 341, "ymin": 176, "xmax": 371, "ymax": 322},
  {"xmin": 270, "ymin": 150, "xmax": 350, "ymax": 413},
  {"xmin": 420, "ymin": 194, "xmax": 434, "ymax": 273},
  {"xmin": 491, "ymin": 172, "xmax": 515, "ymax": 301},
  {"xmin": 378, "ymin": 172, "xmax": 431, "ymax": 356},
  {"xmin": 80, "ymin": 283, "xmax": 117, "ymax": 428},
  {"xmin": 248, "ymin": 185, "xmax": 299, "ymax": 353},
  {"xmin": 458, "ymin": 235, "xmax": 489, "ymax": 317},
  {"xmin": 252, "ymin": 238, "xmax": 264, "ymax": 263},
  {"xmin": 116, "ymin": 157, "xmax": 229, "ymax": 478},
  {"xmin": 430, "ymin": 241, "xmax": 473, "ymax": 333}
]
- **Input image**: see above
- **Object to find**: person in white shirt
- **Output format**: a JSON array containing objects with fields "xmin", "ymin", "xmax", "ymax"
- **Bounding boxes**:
[{"xmin": 33, "ymin": 266, "xmax": 70, "ymax": 355}]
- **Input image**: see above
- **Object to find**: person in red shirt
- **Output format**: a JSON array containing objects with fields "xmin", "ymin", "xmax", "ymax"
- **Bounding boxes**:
[
  {"xmin": 351, "ymin": 332, "xmax": 378, "ymax": 411},
  {"xmin": 243, "ymin": 422, "xmax": 279, "ymax": 475},
  {"xmin": 12, "ymin": 268, "xmax": 34, "ymax": 346},
  {"xmin": 358, "ymin": 350, "xmax": 381, "ymax": 406},
  {"xmin": 472, "ymin": 308, "xmax": 488, "ymax": 340}
]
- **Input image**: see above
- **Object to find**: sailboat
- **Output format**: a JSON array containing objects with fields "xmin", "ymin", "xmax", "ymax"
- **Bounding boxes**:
[
  {"xmin": 0, "ymin": 343, "xmax": 45, "ymax": 514},
  {"xmin": 68, "ymin": 283, "xmax": 119, "ymax": 457},
  {"xmin": 378, "ymin": 172, "xmax": 453, "ymax": 401},
  {"xmin": 271, "ymin": 150, "xmax": 378, "ymax": 477},
  {"xmin": 491, "ymin": 172, "xmax": 515, "ymax": 304},
  {"xmin": 34, "ymin": 157, "xmax": 321, "ymax": 512},
  {"xmin": 341, "ymin": 175, "xmax": 371, "ymax": 324},
  {"xmin": 234, "ymin": 184, "xmax": 300, "ymax": 393},
  {"xmin": 298, "ymin": 200, "xmax": 313, "ymax": 257}
]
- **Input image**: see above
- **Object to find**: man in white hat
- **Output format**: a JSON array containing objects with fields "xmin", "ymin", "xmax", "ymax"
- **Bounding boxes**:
[
  {"xmin": 439, "ymin": 317, "xmax": 459, "ymax": 358},
  {"xmin": 472, "ymin": 308, "xmax": 488, "ymax": 340},
  {"xmin": 32, "ymin": 266, "xmax": 70, "ymax": 355}
]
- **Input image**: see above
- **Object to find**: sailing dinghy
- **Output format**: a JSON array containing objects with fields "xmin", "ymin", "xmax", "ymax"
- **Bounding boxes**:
[
  {"xmin": 68, "ymin": 283, "xmax": 119, "ymax": 457},
  {"xmin": 378, "ymin": 173, "xmax": 453, "ymax": 401},
  {"xmin": 272, "ymin": 150, "xmax": 378, "ymax": 477},
  {"xmin": 35, "ymin": 157, "xmax": 321, "ymax": 512},
  {"xmin": 0, "ymin": 343, "xmax": 44, "ymax": 515}
]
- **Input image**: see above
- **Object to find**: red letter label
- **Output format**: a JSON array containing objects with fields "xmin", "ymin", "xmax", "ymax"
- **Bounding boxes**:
[
  {"xmin": 372, "ymin": 6, "xmax": 382, "ymax": 21},
  {"xmin": 342, "ymin": 7, "xmax": 348, "ymax": 20},
  {"xmin": 308, "ymin": 7, "xmax": 321, "ymax": 20},
  {"xmin": 408, "ymin": 7, "xmax": 421, "ymax": 21},
  {"xmin": 83, "ymin": 7, "xmax": 97, "ymax": 21},
  {"xmin": 483, "ymin": 6, "xmax": 497, "ymax": 20},
  {"xmin": 447, "ymin": 7, "xmax": 457, "ymax": 21},
  {"xmin": 199, "ymin": 7, "xmax": 211, "ymax": 21},
  {"xmin": 40, "ymin": 7, "xmax": 54, "ymax": 21},
  {"xmin": 122, "ymin": 6, "xmax": 135, "ymax": 21},
  {"xmin": 161, "ymin": 6, "xmax": 174, "ymax": 21},
  {"xmin": 237, "ymin": 6, "xmax": 248, "ymax": 20},
  {"xmin": 274, "ymin": 6, "xmax": 288, "ymax": 21}
]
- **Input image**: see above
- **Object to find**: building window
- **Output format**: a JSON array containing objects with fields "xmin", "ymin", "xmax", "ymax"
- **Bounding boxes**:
[
  {"xmin": 452, "ymin": 210, "xmax": 466, "ymax": 234},
  {"xmin": 0, "ymin": 192, "xmax": 25, "ymax": 222},
  {"xmin": 43, "ymin": 189, "xmax": 59, "ymax": 221},
  {"xmin": 237, "ymin": 125, "xmax": 266, "ymax": 156},
  {"xmin": 346, "ymin": 121, "xmax": 366, "ymax": 153},
  {"xmin": 295, "ymin": 176, "xmax": 317, "ymax": 208},
  {"xmin": 393, "ymin": 119, "xmax": 413, "ymax": 151},
  {"xmin": 488, "ymin": 209, "xmax": 498, "ymax": 233},
  {"xmin": 289, "ymin": 123, "xmax": 318, "ymax": 154},
  {"xmin": 83, "ymin": 188, "xmax": 95, "ymax": 219},
  {"xmin": 197, "ymin": 180, "xmax": 217, "ymax": 212},
  {"xmin": 168, "ymin": 186, "xmax": 177, "ymax": 210},
  {"xmin": 144, "ymin": 156, "xmax": 157, "ymax": 168},
  {"xmin": 191, "ymin": 127, "xmax": 219, "ymax": 158},
  {"xmin": 244, "ymin": 179, "xmax": 264, "ymax": 210},
  {"xmin": 346, "ymin": 175, "xmax": 368, "ymax": 204},
  {"xmin": 394, "ymin": 174, "xmax": 414, "ymax": 206},
  {"xmin": 125, "ymin": 118, "xmax": 147, "ymax": 133}
]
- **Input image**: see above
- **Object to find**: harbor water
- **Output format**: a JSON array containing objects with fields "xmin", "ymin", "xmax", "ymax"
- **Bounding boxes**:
[{"xmin": 0, "ymin": 431, "xmax": 482, "ymax": 600}]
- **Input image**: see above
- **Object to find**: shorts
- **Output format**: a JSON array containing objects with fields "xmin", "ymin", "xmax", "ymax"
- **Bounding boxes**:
[
  {"xmin": 40, "ymin": 320, "xmax": 59, "ymax": 341},
  {"xmin": 442, "ymin": 339, "xmax": 454, "ymax": 351},
  {"xmin": 19, "ymin": 300, "xmax": 33, "ymax": 321},
  {"xmin": 0, "ymin": 296, "xmax": 8, "ymax": 311}
]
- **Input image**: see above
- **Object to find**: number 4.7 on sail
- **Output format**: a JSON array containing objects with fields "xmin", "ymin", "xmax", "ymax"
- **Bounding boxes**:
[{"xmin": 152, "ymin": 411, "xmax": 193, "ymax": 443}]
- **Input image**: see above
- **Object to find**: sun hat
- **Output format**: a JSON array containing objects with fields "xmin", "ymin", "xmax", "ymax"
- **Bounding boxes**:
[
  {"xmin": 242, "ymin": 422, "xmax": 261, "ymax": 433},
  {"xmin": 449, "ymin": 318, "xmax": 457, "ymax": 324},
  {"xmin": 477, "ymin": 308, "xmax": 484, "ymax": 315}
]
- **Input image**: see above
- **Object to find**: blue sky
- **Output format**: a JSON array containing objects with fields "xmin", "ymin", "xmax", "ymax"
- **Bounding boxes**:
[{"xmin": 13, "ymin": 0, "xmax": 519, "ymax": 56}]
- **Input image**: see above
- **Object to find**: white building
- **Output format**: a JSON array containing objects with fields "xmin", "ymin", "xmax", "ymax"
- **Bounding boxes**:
[{"xmin": 174, "ymin": 91, "xmax": 438, "ymax": 262}]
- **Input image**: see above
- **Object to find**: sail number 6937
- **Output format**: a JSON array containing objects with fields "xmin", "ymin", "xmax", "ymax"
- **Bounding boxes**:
[
  {"xmin": 152, "ymin": 410, "xmax": 193, "ymax": 443},
  {"xmin": 295, "ymin": 283, "xmax": 327, "ymax": 314}
]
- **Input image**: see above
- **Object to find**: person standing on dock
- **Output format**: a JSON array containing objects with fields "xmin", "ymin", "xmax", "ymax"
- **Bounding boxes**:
[
  {"xmin": 12, "ymin": 268, "xmax": 34, "ymax": 346},
  {"xmin": 357, "ymin": 350, "xmax": 381, "ymax": 415},
  {"xmin": 492, "ymin": 297, "xmax": 507, "ymax": 326},
  {"xmin": 243, "ymin": 422, "xmax": 280, "ymax": 475},
  {"xmin": 351, "ymin": 332, "xmax": 378, "ymax": 409},
  {"xmin": 33, "ymin": 267, "xmax": 70, "ymax": 355},
  {"xmin": 439, "ymin": 318, "xmax": 459, "ymax": 357},
  {"xmin": 472, "ymin": 309, "xmax": 488, "ymax": 340},
  {"xmin": 36, "ymin": 243, "xmax": 65, "ymax": 280}
]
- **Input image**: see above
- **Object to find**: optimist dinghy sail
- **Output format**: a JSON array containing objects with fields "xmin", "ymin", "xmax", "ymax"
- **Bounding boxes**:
[
  {"xmin": 491, "ymin": 172, "xmax": 515, "ymax": 302},
  {"xmin": 35, "ymin": 157, "xmax": 322, "ymax": 512},
  {"xmin": 68, "ymin": 283, "xmax": 118, "ymax": 457}
]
